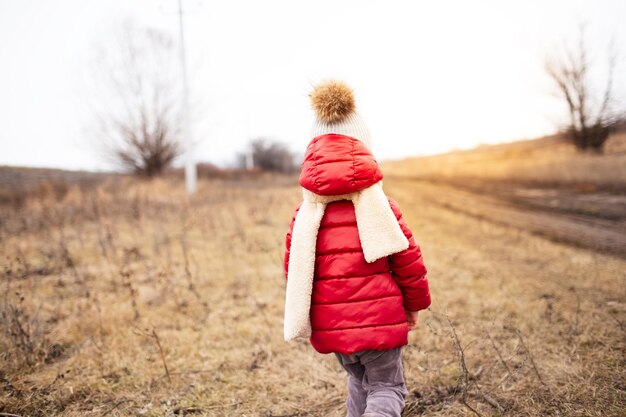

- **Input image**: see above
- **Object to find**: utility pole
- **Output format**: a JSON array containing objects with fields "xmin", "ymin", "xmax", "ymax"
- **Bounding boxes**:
[
  {"xmin": 246, "ymin": 148, "xmax": 254, "ymax": 170},
  {"xmin": 178, "ymin": 0, "xmax": 196, "ymax": 194}
]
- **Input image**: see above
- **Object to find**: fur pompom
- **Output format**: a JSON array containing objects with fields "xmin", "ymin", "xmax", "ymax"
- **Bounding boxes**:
[{"xmin": 310, "ymin": 81, "xmax": 355, "ymax": 124}]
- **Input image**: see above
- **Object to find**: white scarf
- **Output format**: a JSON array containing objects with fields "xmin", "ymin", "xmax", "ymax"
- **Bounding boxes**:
[{"xmin": 284, "ymin": 181, "xmax": 409, "ymax": 341}]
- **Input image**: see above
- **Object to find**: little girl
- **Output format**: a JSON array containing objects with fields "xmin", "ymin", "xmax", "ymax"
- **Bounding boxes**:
[{"xmin": 283, "ymin": 81, "xmax": 431, "ymax": 417}]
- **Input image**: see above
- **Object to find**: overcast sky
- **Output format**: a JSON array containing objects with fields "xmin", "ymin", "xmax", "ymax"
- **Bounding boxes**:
[{"xmin": 0, "ymin": 0, "xmax": 625, "ymax": 170}]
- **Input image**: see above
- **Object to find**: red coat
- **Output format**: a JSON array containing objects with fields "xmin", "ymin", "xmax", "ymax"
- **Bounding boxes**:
[{"xmin": 284, "ymin": 134, "xmax": 431, "ymax": 355}]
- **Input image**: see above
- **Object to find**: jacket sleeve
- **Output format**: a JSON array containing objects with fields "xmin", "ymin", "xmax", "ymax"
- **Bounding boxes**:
[
  {"xmin": 388, "ymin": 199, "xmax": 431, "ymax": 312},
  {"xmin": 284, "ymin": 204, "xmax": 301, "ymax": 279}
]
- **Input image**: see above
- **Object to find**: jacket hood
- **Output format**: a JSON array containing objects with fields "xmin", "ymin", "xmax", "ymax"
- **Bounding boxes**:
[{"xmin": 299, "ymin": 133, "xmax": 383, "ymax": 196}]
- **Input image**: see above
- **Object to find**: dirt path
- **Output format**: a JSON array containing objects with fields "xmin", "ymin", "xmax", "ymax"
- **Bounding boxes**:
[{"xmin": 386, "ymin": 176, "xmax": 626, "ymax": 259}]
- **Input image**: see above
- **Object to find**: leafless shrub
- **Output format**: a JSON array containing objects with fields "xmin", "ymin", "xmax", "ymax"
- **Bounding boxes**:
[
  {"xmin": 237, "ymin": 138, "xmax": 297, "ymax": 173},
  {"xmin": 0, "ymin": 284, "xmax": 48, "ymax": 369},
  {"xmin": 195, "ymin": 162, "xmax": 226, "ymax": 178}
]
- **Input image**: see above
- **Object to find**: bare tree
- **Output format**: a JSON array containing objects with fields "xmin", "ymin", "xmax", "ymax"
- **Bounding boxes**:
[
  {"xmin": 236, "ymin": 139, "xmax": 296, "ymax": 173},
  {"xmin": 545, "ymin": 26, "xmax": 621, "ymax": 152},
  {"xmin": 92, "ymin": 22, "xmax": 183, "ymax": 176}
]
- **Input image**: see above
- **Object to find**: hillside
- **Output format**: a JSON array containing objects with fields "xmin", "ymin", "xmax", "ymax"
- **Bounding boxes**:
[
  {"xmin": 0, "ymin": 165, "xmax": 112, "ymax": 187},
  {"xmin": 0, "ymin": 166, "xmax": 113, "ymax": 206},
  {"xmin": 383, "ymin": 131, "xmax": 626, "ymax": 191},
  {"xmin": 381, "ymin": 132, "xmax": 626, "ymax": 258}
]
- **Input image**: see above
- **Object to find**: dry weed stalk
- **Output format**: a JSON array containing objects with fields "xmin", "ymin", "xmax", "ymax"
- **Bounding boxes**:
[
  {"xmin": 151, "ymin": 326, "xmax": 171, "ymax": 384},
  {"xmin": 133, "ymin": 325, "xmax": 172, "ymax": 383},
  {"xmin": 120, "ymin": 267, "xmax": 140, "ymax": 320},
  {"xmin": 486, "ymin": 329, "xmax": 516, "ymax": 382},
  {"xmin": 409, "ymin": 311, "xmax": 511, "ymax": 415},
  {"xmin": 444, "ymin": 314, "xmax": 483, "ymax": 417},
  {"xmin": 180, "ymin": 233, "xmax": 208, "ymax": 310},
  {"xmin": 58, "ymin": 237, "xmax": 89, "ymax": 298},
  {"xmin": 514, "ymin": 328, "xmax": 546, "ymax": 387}
]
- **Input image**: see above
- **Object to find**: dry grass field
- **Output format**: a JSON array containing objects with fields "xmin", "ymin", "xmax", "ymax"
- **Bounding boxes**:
[
  {"xmin": 1, "ymin": 139, "xmax": 625, "ymax": 416},
  {"xmin": 383, "ymin": 132, "xmax": 626, "ymax": 258},
  {"xmin": 384, "ymin": 132, "xmax": 626, "ymax": 190}
]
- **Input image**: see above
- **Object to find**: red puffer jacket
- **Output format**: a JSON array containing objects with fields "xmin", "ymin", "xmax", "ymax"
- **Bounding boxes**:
[{"xmin": 284, "ymin": 134, "xmax": 431, "ymax": 355}]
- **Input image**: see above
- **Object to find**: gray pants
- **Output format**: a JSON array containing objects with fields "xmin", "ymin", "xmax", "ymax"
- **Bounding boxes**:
[{"xmin": 335, "ymin": 348, "xmax": 408, "ymax": 417}]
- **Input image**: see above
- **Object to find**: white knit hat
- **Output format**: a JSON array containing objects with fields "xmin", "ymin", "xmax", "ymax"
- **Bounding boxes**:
[{"xmin": 309, "ymin": 81, "xmax": 372, "ymax": 150}]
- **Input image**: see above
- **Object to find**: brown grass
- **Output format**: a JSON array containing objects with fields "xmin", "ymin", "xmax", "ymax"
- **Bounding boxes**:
[
  {"xmin": 0, "ymin": 174, "xmax": 624, "ymax": 416},
  {"xmin": 383, "ymin": 132, "xmax": 626, "ymax": 191}
]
